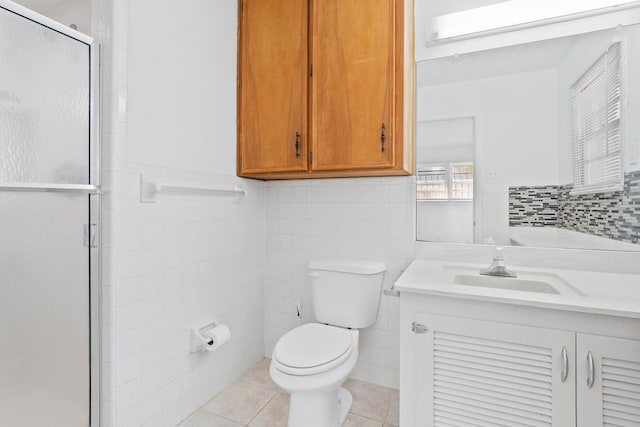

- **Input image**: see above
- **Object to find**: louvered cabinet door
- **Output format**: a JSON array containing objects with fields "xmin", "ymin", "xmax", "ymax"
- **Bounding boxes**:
[
  {"xmin": 416, "ymin": 314, "xmax": 576, "ymax": 427},
  {"xmin": 577, "ymin": 334, "xmax": 640, "ymax": 427}
]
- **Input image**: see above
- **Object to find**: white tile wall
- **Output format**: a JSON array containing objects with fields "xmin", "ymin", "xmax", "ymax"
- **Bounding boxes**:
[
  {"xmin": 107, "ymin": 168, "xmax": 265, "ymax": 427},
  {"xmin": 264, "ymin": 176, "xmax": 416, "ymax": 389},
  {"xmin": 96, "ymin": 1, "xmax": 267, "ymax": 426}
]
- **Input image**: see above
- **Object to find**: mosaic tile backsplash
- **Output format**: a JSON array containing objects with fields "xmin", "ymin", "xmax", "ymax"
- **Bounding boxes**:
[
  {"xmin": 509, "ymin": 170, "xmax": 640, "ymax": 245},
  {"xmin": 509, "ymin": 186, "xmax": 559, "ymax": 227}
]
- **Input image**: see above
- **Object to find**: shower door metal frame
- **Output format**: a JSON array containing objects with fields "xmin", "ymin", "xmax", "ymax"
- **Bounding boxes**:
[
  {"xmin": 89, "ymin": 32, "xmax": 101, "ymax": 427},
  {"xmin": 0, "ymin": 1, "xmax": 101, "ymax": 425}
]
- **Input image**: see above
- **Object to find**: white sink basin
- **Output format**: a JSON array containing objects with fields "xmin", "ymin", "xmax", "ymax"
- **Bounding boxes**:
[
  {"xmin": 443, "ymin": 265, "xmax": 583, "ymax": 296},
  {"xmin": 454, "ymin": 274, "xmax": 560, "ymax": 294}
]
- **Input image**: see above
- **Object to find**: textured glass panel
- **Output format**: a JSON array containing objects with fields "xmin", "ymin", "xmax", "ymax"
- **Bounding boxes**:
[
  {"xmin": 0, "ymin": 7, "xmax": 90, "ymax": 183},
  {"xmin": 0, "ymin": 192, "xmax": 90, "ymax": 427}
]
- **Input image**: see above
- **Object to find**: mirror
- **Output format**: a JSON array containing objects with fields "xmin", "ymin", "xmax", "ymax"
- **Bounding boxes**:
[{"xmin": 416, "ymin": 24, "xmax": 640, "ymax": 251}]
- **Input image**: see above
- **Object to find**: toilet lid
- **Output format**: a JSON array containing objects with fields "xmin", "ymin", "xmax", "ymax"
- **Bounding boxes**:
[{"xmin": 273, "ymin": 323, "xmax": 353, "ymax": 370}]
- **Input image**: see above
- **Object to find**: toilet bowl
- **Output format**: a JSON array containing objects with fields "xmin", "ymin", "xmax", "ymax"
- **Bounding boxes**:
[
  {"xmin": 269, "ymin": 259, "xmax": 386, "ymax": 427},
  {"xmin": 270, "ymin": 323, "xmax": 359, "ymax": 426}
]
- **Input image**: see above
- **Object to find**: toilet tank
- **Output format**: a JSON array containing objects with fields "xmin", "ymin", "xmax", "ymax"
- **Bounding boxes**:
[{"xmin": 308, "ymin": 259, "xmax": 386, "ymax": 329}]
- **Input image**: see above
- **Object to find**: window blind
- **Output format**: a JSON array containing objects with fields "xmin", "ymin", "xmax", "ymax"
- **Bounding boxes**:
[{"xmin": 571, "ymin": 42, "xmax": 622, "ymax": 194}]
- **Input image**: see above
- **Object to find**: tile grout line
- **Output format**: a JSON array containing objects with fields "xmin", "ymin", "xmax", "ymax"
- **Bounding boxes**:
[
  {"xmin": 242, "ymin": 384, "xmax": 280, "ymax": 426},
  {"xmin": 185, "ymin": 409, "xmax": 242, "ymax": 426}
]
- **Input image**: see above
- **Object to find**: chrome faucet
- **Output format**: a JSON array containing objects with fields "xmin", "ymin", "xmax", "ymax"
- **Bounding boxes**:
[{"xmin": 480, "ymin": 247, "xmax": 517, "ymax": 278}]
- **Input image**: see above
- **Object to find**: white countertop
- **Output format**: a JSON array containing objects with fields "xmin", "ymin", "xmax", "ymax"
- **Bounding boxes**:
[
  {"xmin": 395, "ymin": 258, "xmax": 640, "ymax": 319},
  {"xmin": 510, "ymin": 226, "xmax": 640, "ymax": 252}
]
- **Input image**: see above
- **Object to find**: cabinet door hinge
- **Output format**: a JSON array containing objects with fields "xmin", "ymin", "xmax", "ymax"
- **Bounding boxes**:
[{"xmin": 411, "ymin": 321, "xmax": 429, "ymax": 334}]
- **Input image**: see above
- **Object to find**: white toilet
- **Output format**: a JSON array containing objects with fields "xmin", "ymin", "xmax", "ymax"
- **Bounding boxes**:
[{"xmin": 270, "ymin": 258, "xmax": 386, "ymax": 427}]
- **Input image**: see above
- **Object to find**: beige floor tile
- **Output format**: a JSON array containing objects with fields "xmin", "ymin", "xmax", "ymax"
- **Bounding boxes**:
[
  {"xmin": 202, "ymin": 381, "xmax": 277, "ymax": 424},
  {"xmin": 179, "ymin": 410, "xmax": 242, "ymax": 427},
  {"xmin": 240, "ymin": 357, "xmax": 283, "ymax": 392},
  {"xmin": 343, "ymin": 413, "xmax": 383, "ymax": 427},
  {"xmin": 248, "ymin": 393, "xmax": 290, "ymax": 427},
  {"xmin": 384, "ymin": 388, "xmax": 399, "ymax": 426},
  {"xmin": 344, "ymin": 379, "xmax": 392, "ymax": 422}
]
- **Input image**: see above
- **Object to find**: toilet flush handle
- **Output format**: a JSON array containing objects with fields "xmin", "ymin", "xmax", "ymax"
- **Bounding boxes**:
[{"xmin": 308, "ymin": 270, "xmax": 320, "ymax": 278}]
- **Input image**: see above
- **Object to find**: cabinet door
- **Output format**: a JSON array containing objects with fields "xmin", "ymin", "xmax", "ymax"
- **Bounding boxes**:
[
  {"xmin": 311, "ymin": 0, "xmax": 398, "ymax": 171},
  {"xmin": 415, "ymin": 314, "xmax": 575, "ymax": 426},
  {"xmin": 238, "ymin": 0, "xmax": 308, "ymax": 174},
  {"xmin": 577, "ymin": 334, "xmax": 640, "ymax": 427}
]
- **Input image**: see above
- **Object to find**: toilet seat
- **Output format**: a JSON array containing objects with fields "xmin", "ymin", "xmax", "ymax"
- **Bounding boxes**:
[{"xmin": 273, "ymin": 323, "xmax": 354, "ymax": 376}]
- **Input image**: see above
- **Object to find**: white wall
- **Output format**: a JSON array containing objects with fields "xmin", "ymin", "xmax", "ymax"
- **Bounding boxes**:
[
  {"xmin": 97, "ymin": 0, "xmax": 266, "ymax": 426},
  {"xmin": 418, "ymin": 69, "xmax": 560, "ymax": 245},
  {"xmin": 416, "ymin": 117, "xmax": 475, "ymax": 164},
  {"xmin": 264, "ymin": 176, "xmax": 415, "ymax": 389},
  {"xmin": 416, "ymin": 201, "xmax": 474, "ymax": 243},
  {"xmin": 126, "ymin": 1, "xmax": 236, "ymax": 175}
]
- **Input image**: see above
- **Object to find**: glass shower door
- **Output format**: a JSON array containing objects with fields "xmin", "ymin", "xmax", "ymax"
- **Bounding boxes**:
[{"xmin": 0, "ymin": 4, "xmax": 98, "ymax": 426}]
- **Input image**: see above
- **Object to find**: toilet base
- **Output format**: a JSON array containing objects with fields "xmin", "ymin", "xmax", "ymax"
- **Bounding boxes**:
[
  {"xmin": 288, "ymin": 387, "xmax": 353, "ymax": 427},
  {"xmin": 337, "ymin": 387, "xmax": 353, "ymax": 424}
]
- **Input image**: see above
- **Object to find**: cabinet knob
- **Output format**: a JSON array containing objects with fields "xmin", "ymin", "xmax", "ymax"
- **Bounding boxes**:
[
  {"xmin": 295, "ymin": 132, "xmax": 301, "ymax": 158},
  {"xmin": 380, "ymin": 123, "xmax": 386, "ymax": 153}
]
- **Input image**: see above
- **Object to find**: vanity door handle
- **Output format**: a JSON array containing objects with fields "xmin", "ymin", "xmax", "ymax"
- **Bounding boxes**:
[
  {"xmin": 561, "ymin": 346, "xmax": 569, "ymax": 383},
  {"xmin": 587, "ymin": 351, "xmax": 595, "ymax": 389}
]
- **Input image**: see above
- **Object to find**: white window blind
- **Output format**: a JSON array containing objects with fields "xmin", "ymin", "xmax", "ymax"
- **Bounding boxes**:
[{"xmin": 571, "ymin": 42, "xmax": 622, "ymax": 194}]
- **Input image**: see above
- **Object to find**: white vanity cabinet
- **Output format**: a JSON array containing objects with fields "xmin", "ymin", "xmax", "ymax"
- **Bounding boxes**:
[
  {"xmin": 400, "ymin": 295, "xmax": 640, "ymax": 427},
  {"xmin": 414, "ymin": 314, "xmax": 576, "ymax": 426}
]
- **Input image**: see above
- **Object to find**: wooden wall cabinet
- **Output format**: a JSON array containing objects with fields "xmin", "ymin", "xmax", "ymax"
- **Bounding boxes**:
[{"xmin": 237, "ymin": 0, "xmax": 414, "ymax": 179}]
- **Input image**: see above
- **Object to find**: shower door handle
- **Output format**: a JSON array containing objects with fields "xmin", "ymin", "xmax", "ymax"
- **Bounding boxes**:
[{"xmin": 84, "ymin": 223, "xmax": 99, "ymax": 248}]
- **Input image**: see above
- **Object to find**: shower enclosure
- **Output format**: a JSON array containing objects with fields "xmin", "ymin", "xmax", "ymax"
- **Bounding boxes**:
[{"xmin": 0, "ymin": 1, "xmax": 99, "ymax": 426}]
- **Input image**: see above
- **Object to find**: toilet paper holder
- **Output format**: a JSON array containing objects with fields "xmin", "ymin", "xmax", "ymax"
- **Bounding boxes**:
[{"xmin": 190, "ymin": 319, "xmax": 227, "ymax": 353}]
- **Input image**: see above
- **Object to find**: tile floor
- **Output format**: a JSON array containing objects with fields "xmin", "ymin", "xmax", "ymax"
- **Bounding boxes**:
[{"xmin": 180, "ymin": 358, "xmax": 399, "ymax": 427}]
